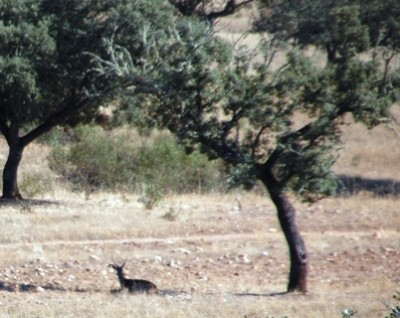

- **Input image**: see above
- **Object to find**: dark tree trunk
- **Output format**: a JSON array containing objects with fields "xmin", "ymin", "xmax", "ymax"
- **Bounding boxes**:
[
  {"xmin": 2, "ymin": 136, "xmax": 25, "ymax": 200},
  {"xmin": 326, "ymin": 42, "xmax": 338, "ymax": 64},
  {"xmin": 258, "ymin": 166, "xmax": 308, "ymax": 293}
]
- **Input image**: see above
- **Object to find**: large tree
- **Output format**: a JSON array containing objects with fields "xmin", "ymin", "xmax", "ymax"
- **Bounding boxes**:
[
  {"xmin": 96, "ymin": 2, "xmax": 400, "ymax": 292},
  {"xmin": 0, "ymin": 0, "xmax": 185, "ymax": 199}
]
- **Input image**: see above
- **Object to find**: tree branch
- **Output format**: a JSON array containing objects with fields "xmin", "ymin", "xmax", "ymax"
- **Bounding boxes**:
[
  {"xmin": 206, "ymin": 0, "xmax": 255, "ymax": 22},
  {"xmin": 0, "ymin": 117, "xmax": 10, "ymax": 142},
  {"xmin": 169, "ymin": 0, "xmax": 255, "ymax": 22},
  {"xmin": 251, "ymin": 124, "xmax": 270, "ymax": 159},
  {"xmin": 19, "ymin": 93, "xmax": 99, "ymax": 147}
]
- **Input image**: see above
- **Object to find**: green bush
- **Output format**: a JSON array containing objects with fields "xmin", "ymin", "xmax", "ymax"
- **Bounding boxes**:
[
  {"xmin": 49, "ymin": 125, "xmax": 131, "ymax": 192},
  {"xmin": 48, "ymin": 125, "xmax": 226, "ymax": 195},
  {"xmin": 19, "ymin": 173, "xmax": 53, "ymax": 199},
  {"xmin": 132, "ymin": 133, "xmax": 225, "ymax": 194}
]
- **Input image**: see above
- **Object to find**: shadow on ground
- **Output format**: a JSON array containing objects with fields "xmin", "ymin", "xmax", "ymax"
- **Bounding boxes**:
[
  {"xmin": 0, "ymin": 281, "xmax": 68, "ymax": 293},
  {"xmin": 0, "ymin": 198, "xmax": 59, "ymax": 207},
  {"xmin": 0, "ymin": 280, "xmax": 289, "ymax": 297},
  {"xmin": 232, "ymin": 291, "xmax": 289, "ymax": 297},
  {"xmin": 336, "ymin": 174, "xmax": 400, "ymax": 197}
]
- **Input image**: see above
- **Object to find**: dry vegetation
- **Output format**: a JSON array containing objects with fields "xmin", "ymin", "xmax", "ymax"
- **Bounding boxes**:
[{"xmin": 0, "ymin": 10, "xmax": 399, "ymax": 318}]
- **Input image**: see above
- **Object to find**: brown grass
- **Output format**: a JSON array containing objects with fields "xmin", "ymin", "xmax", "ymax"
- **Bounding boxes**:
[{"xmin": 0, "ymin": 188, "xmax": 398, "ymax": 317}]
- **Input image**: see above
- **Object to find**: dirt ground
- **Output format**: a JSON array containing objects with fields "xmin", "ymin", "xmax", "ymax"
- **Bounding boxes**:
[{"xmin": 0, "ymin": 192, "xmax": 398, "ymax": 317}]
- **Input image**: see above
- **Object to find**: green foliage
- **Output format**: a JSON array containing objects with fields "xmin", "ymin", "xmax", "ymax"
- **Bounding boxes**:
[
  {"xmin": 134, "ymin": 134, "xmax": 225, "ymax": 194},
  {"xmin": 0, "ymin": 0, "xmax": 210, "ymax": 133},
  {"xmin": 3, "ymin": 0, "xmax": 396, "ymax": 204},
  {"xmin": 0, "ymin": 0, "xmax": 214, "ymax": 198},
  {"xmin": 93, "ymin": 1, "xmax": 400, "ymax": 204},
  {"xmin": 0, "ymin": 0, "xmax": 56, "ymax": 124},
  {"xmin": 140, "ymin": 184, "xmax": 164, "ymax": 210},
  {"xmin": 49, "ymin": 125, "xmax": 126, "ymax": 191},
  {"xmin": 19, "ymin": 173, "xmax": 53, "ymax": 199},
  {"xmin": 48, "ymin": 125, "xmax": 225, "ymax": 195},
  {"xmin": 255, "ymin": 0, "xmax": 400, "ymax": 68},
  {"xmin": 147, "ymin": 38, "xmax": 346, "ymax": 198}
]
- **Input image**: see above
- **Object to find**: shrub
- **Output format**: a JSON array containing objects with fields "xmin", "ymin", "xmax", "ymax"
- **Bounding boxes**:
[
  {"xmin": 49, "ymin": 125, "xmax": 131, "ymax": 192},
  {"xmin": 19, "ymin": 173, "xmax": 54, "ymax": 199},
  {"xmin": 132, "ymin": 133, "xmax": 225, "ymax": 194},
  {"xmin": 48, "ymin": 125, "xmax": 226, "ymax": 195}
]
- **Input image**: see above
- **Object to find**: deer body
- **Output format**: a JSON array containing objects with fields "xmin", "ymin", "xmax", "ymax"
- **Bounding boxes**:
[{"xmin": 110, "ymin": 262, "xmax": 158, "ymax": 294}]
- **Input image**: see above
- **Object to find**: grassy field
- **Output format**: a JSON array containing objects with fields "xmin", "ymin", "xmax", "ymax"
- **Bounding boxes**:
[
  {"xmin": 0, "ymin": 117, "xmax": 399, "ymax": 318},
  {"xmin": 1, "ymin": 9, "xmax": 400, "ymax": 318}
]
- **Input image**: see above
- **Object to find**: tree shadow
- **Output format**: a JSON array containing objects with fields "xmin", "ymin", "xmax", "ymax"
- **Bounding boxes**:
[
  {"xmin": 0, "ymin": 198, "xmax": 60, "ymax": 207},
  {"xmin": 0, "ymin": 280, "xmax": 74, "ymax": 293},
  {"xmin": 232, "ymin": 291, "xmax": 289, "ymax": 297},
  {"xmin": 336, "ymin": 174, "xmax": 400, "ymax": 197},
  {"xmin": 0, "ymin": 281, "xmax": 17, "ymax": 292}
]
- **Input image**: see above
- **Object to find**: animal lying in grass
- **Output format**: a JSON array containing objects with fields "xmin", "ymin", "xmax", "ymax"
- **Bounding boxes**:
[{"xmin": 109, "ymin": 261, "xmax": 158, "ymax": 294}]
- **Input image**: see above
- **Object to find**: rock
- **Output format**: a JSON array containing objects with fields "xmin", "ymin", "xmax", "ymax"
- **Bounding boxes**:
[
  {"xmin": 167, "ymin": 259, "xmax": 181, "ymax": 268},
  {"xmin": 36, "ymin": 286, "xmax": 45, "ymax": 292},
  {"xmin": 89, "ymin": 255, "xmax": 101, "ymax": 261},
  {"xmin": 237, "ymin": 254, "xmax": 251, "ymax": 264},
  {"xmin": 67, "ymin": 274, "xmax": 75, "ymax": 282},
  {"xmin": 176, "ymin": 248, "xmax": 191, "ymax": 255}
]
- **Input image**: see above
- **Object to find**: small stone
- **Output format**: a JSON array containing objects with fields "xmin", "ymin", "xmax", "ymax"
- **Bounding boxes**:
[
  {"xmin": 176, "ymin": 248, "xmax": 191, "ymax": 255},
  {"xmin": 239, "ymin": 254, "xmax": 251, "ymax": 264},
  {"xmin": 167, "ymin": 259, "xmax": 181, "ymax": 268},
  {"xmin": 89, "ymin": 255, "xmax": 101, "ymax": 261},
  {"xmin": 154, "ymin": 256, "xmax": 162, "ymax": 263},
  {"xmin": 36, "ymin": 286, "xmax": 45, "ymax": 292}
]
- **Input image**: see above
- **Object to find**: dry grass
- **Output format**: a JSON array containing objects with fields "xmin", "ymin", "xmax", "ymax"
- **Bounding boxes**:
[
  {"xmin": 0, "ymin": 188, "xmax": 398, "ymax": 318},
  {"xmin": 0, "ymin": 146, "xmax": 399, "ymax": 318}
]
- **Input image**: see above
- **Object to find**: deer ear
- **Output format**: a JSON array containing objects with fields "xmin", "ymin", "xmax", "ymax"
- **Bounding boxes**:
[{"xmin": 122, "ymin": 260, "xmax": 127, "ymax": 267}]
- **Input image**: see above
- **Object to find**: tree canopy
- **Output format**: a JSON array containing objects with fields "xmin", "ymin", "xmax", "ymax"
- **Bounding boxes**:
[
  {"xmin": 0, "ymin": 0, "xmax": 197, "ymax": 199},
  {"xmin": 255, "ymin": 0, "xmax": 400, "ymax": 64}
]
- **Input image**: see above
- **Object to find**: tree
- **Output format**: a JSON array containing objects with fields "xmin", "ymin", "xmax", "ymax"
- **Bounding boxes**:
[
  {"xmin": 0, "ymin": 0, "xmax": 184, "ymax": 199},
  {"xmin": 158, "ymin": 41, "xmax": 399, "ymax": 292},
  {"xmin": 169, "ymin": 0, "xmax": 255, "ymax": 22},
  {"xmin": 254, "ymin": 0, "xmax": 400, "ymax": 64},
  {"xmin": 98, "ymin": 1, "xmax": 400, "ymax": 292}
]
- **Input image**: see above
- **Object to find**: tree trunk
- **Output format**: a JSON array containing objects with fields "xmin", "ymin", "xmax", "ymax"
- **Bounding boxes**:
[
  {"xmin": 2, "ymin": 140, "xmax": 24, "ymax": 200},
  {"xmin": 258, "ymin": 167, "xmax": 308, "ymax": 293}
]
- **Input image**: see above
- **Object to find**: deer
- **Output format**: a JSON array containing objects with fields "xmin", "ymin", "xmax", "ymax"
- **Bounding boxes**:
[{"xmin": 109, "ymin": 261, "xmax": 158, "ymax": 294}]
